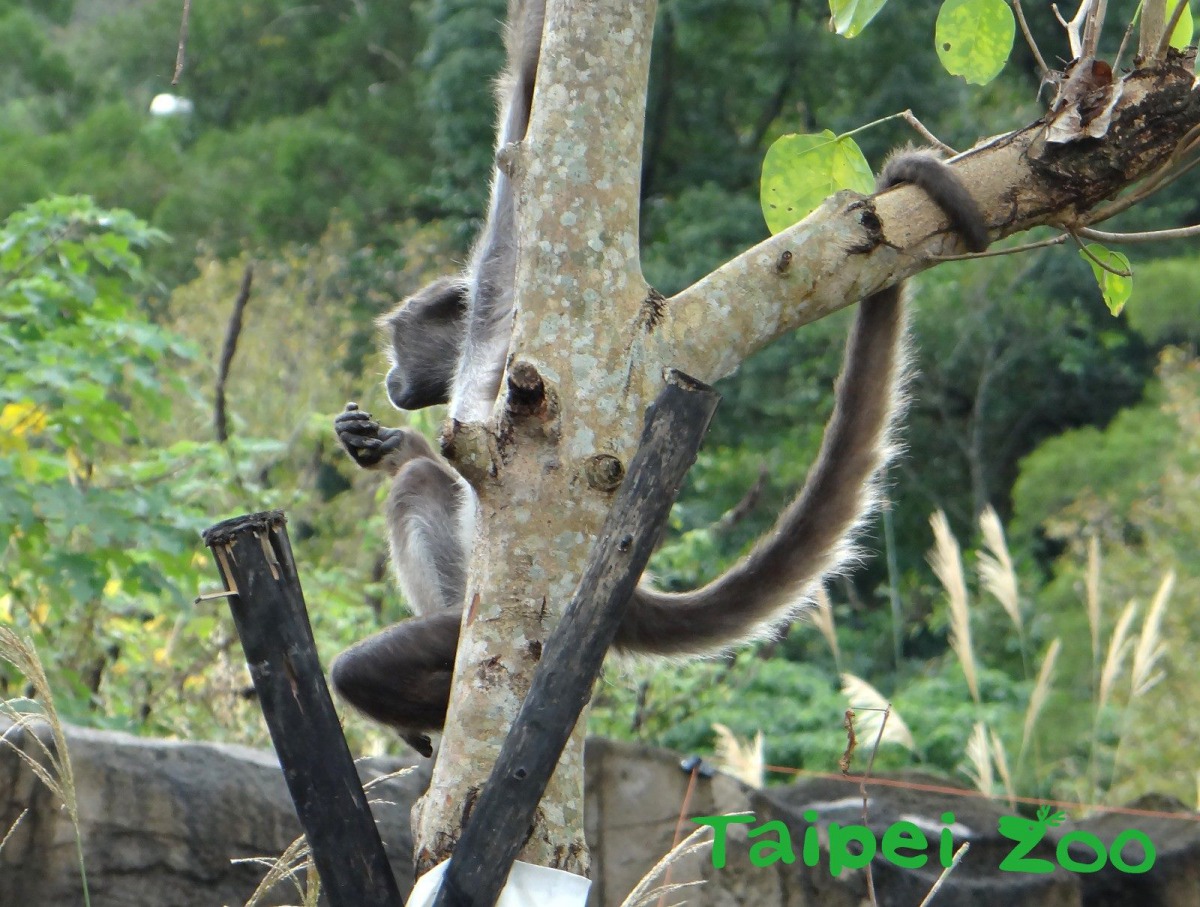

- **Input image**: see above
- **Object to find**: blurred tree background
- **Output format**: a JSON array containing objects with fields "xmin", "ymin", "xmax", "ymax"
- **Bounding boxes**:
[{"xmin": 2, "ymin": 0, "xmax": 1197, "ymax": 808}]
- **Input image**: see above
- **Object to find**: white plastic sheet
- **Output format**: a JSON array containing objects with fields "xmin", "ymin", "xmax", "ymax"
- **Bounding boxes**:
[{"xmin": 407, "ymin": 859, "xmax": 592, "ymax": 907}]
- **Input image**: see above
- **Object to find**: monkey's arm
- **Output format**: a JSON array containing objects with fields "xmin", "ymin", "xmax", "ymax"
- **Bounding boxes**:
[
  {"xmin": 330, "ymin": 406, "xmax": 471, "ymax": 755},
  {"xmin": 334, "ymin": 404, "xmax": 442, "ymax": 475},
  {"xmin": 446, "ymin": 0, "xmax": 545, "ymax": 423}
]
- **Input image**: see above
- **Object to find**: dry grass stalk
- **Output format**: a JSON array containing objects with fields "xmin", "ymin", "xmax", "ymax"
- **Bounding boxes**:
[
  {"xmin": 1086, "ymin": 537, "xmax": 1102, "ymax": 668},
  {"xmin": 916, "ymin": 842, "xmax": 970, "ymax": 907},
  {"xmin": 619, "ymin": 822, "xmax": 713, "ymax": 907},
  {"xmin": 810, "ymin": 585, "xmax": 841, "ymax": 671},
  {"xmin": 0, "ymin": 627, "xmax": 90, "ymax": 907},
  {"xmin": 238, "ymin": 834, "xmax": 318, "ymax": 907},
  {"xmin": 1098, "ymin": 600, "xmax": 1138, "ymax": 711},
  {"xmin": 840, "ymin": 674, "xmax": 915, "ymax": 751},
  {"xmin": 1130, "ymin": 570, "xmax": 1174, "ymax": 698},
  {"xmin": 0, "ymin": 809, "xmax": 29, "ymax": 856},
  {"xmin": 1020, "ymin": 637, "xmax": 1061, "ymax": 761},
  {"xmin": 978, "ymin": 505, "xmax": 1022, "ymax": 635},
  {"xmin": 239, "ymin": 762, "xmax": 409, "ymax": 906},
  {"xmin": 928, "ymin": 511, "xmax": 979, "ymax": 703},
  {"xmin": 711, "ymin": 723, "xmax": 764, "ymax": 789},
  {"xmin": 989, "ymin": 727, "xmax": 1016, "ymax": 808},
  {"xmin": 965, "ymin": 722, "xmax": 994, "ymax": 796}
]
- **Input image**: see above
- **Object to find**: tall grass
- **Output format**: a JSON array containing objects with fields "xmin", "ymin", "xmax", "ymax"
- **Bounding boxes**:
[
  {"xmin": 978, "ymin": 505, "xmax": 1028, "ymax": 677},
  {"xmin": 928, "ymin": 510, "xmax": 979, "ymax": 704},
  {"xmin": 0, "ymin": 627, "xmax": 91, "ymax": 907},
  {"xmin": 711, "ymin": 723, "xmax": 764, "ymax": 788},
  {"xmin": 237, "ymin": 835, "xmax": 321, "ymax": 907},
  {"xmin": 927, "ymin": 512, "xmax": 1178, "ymax": 805},
  {"xmin": 1019, "ymin": 637, "xmax": 1060, "ymax": 769},
  {"xmin": 810, "ymin": 585, "xmax": 841, "ymax": 673},
  {"xmin": 840, "ymin": 674, "xmax": 915, "ymax": 752}
]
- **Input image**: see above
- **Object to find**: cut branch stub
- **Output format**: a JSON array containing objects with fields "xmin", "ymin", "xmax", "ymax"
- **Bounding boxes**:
[
  {"xmin": 506, "ymin": 360, "xmax": 547, "ymax": 414},
  {"xmin": 586, "ymin": 454, "xmax": 625, "ymax": 491}
]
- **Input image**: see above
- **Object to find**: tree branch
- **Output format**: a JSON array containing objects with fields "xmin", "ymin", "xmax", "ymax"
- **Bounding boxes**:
[
  {"xmin": 653, "ymin": 56, "xmax": 1200, "ymax": 389},
  {"xmin": 213, "ymin": 264, "xmax": 253, "ymax": 444}
]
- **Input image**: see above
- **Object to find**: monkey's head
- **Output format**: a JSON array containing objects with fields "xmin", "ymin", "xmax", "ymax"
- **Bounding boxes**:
[{"xmin": 378, "ymin": 277, "xmax": 469, "ymax": 411}]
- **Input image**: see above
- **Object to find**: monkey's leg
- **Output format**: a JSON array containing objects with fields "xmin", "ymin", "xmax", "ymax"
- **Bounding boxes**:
[{"xmin": 330, "ymin": 609, "xmax": 461, "ymax": 757}]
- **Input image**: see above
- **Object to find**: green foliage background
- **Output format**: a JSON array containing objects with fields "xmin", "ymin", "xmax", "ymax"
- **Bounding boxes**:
[{"xmin": 2, "ymin": 0, "xmax": 1198, "ymax": 804}]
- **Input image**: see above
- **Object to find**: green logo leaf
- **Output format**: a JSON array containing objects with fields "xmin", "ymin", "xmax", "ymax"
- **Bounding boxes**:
[
  {"xmin": 1035, "ymin": 805, "xmax": 1068, "ymax": 827},
  {"xmin": 760, "ymin": 131, "xmax": 875, "ymax": 235},
  {"xmin": 935, "ymin": 0, "xmax": 1016, "ymax": 85}
]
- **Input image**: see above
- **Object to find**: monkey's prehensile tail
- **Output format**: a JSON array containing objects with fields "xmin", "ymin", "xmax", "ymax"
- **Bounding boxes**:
[{"xmin": 615, "ymin": 154, "xmax": 988, "ymax": 656}]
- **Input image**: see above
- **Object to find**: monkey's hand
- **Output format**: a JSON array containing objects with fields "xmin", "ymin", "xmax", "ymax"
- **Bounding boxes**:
[{"xmin": 335, "ymin": 403, "xmax": 406, "ymax": 470}]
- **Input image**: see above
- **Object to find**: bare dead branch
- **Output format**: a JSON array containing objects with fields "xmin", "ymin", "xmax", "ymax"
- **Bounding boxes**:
[
  {"xmin": 713, "ymin": 464, "xmax": 769, "ymax": 535},
  {"xmin": 1053, "ymin": 0, "xmax": 1092, "ymax": 58},
  {"xmin": 1082, "ymin": 0, "xmax": 1109, "ymax": 60},
  {"xmin": 1012, "ymin": 0, "xmax": 1051, "ymax": 77},
  {"xmin": 901, "ymin": 110, "xmax": 957, "ymax": 155},
  {"xmin": 214, "ymin": 265, "xmax": 254, "ymax": 444},
  {"xmin": 916, "ymin": 843, "xmax": 971, "ymax": 907},
  {"xmin": 934, "ymin": 233, "xmax": 1070, "ymax": 261},
  {"xmin": 1115, "ymin": 19, "xmax": 1137, "ymax": 71},
  {"xmin": 173, "ymin": 0, "xmax": 192, "ymax": 86},
  {"xmin": 1140, "ymin": 0, "xmax": 1168, "ymax": 60},
  {"xmin": 1079, "ymin": 223, "xmax": 1200, "ymax": 242}
]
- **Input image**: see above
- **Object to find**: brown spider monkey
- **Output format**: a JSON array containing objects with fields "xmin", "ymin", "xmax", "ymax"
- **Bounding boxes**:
[{"xmin": 332, "ymin": 0, "xmax": 989, "ymax": 757}]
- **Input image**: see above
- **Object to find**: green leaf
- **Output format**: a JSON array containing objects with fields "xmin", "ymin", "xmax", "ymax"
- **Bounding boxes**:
[
  {"xmin": 1169, "ymin": 0, "xmax": 1193, "ymax": 49},
  {"xmin": 829, "ymin": 0, "xmax": 889, "ymax": 38},
  {"xmin": 1080, "ymin": 243, "xmax": 1133, "ymax": 315},
  {"xmin": 760, "ymin": 131, "xmax": 875, "ymax": 235},
  {"xmin": 935, "ymin": 0, "xmax": 1015, "ymax": 85}
]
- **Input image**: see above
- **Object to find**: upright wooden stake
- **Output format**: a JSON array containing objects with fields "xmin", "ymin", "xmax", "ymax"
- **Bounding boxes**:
[
  {"xmin": 202, "ymin": 511, "xmax": 402, "ymax": 907},
  {"xmin": 434, "ymin": 370, "xmax": 720, "ymax": 906}
]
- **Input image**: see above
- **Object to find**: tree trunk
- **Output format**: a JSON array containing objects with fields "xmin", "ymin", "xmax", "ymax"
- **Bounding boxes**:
[{"xmin": 413, "ymin": 0, "xmax": 1200, "ymax": 878}]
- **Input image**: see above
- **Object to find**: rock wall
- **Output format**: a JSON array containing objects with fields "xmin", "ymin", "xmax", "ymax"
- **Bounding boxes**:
[{"xmin": 1, "ymin": 721, "xmax": 1195, "ymax": 906}]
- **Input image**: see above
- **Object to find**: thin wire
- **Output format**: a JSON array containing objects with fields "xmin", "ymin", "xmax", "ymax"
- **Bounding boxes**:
[{"xmin": 762, "ymin": 765, "xmax": 1200, "ymax": 822}]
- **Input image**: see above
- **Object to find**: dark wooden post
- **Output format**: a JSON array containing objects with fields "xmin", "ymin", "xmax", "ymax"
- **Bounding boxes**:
[
  {"xmin": 202, "ymin": 511, "xmax": 403, "ymax": 907},
  {"xmin": 433, "ymin": 369, "xmax": 720, "ymax": 907}
]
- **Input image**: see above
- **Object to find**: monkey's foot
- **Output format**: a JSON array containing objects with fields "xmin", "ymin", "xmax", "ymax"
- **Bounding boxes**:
[{"xmin": 402, "ymin": 732, "xmax": 434, "ymax": 758}]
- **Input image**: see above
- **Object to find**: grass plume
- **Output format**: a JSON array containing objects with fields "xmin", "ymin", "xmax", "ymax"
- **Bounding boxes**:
[
  {"xmin": 712, "ymin": 723, "xmax": 764, "ymax": 788},
  {"xmin": 1020, "ymin": 637, "xmax": 1061, "ymax": 765},
  {"xmin": 965, "ymin": 722, "xmax": 994, "ymax": 796},
  {"xmin": 1098, "ymin": 600, "xmax": 1138, "ymax": 712},
  {"xmin": 1085, "ymin": 537, "xmax": 1102, "ymax": 673},
  {"xmin": 237, "ymin": 835, "xmax": 320, "ymax": 907},
  {"xmin": 1130, "ymin": 570, "xmax": 1173, "ymax": 698},
  {"xmin": 929, "ymin": 510, "xmax": 979, "ymax": 703},
  {"xmin": 0, "ymin": 627, "xmax": 91, "ymax": 907},
  {"xmin": 619, "ymin": 822, "xmax": 712, "ymax": 907},
  {"xmin": 841, "ymin": 673, "xmax": 915, "ymax": 751},
  {"xmin": 978, "ymin": 505, "xmax": 1022, "ymax": 636},
  {"xmin": 810, "ymin": 585, "xmax": 841, "ymax": 672}
]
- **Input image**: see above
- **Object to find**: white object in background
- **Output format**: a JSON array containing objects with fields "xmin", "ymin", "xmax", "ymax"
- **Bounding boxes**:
[
  {"xmin": 149, "ymin": 94, "xmax": 194, "ymax": 117},
  {"xmin": 407, "ymin": 859, "xmax": 591, "ymax": 907}
]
